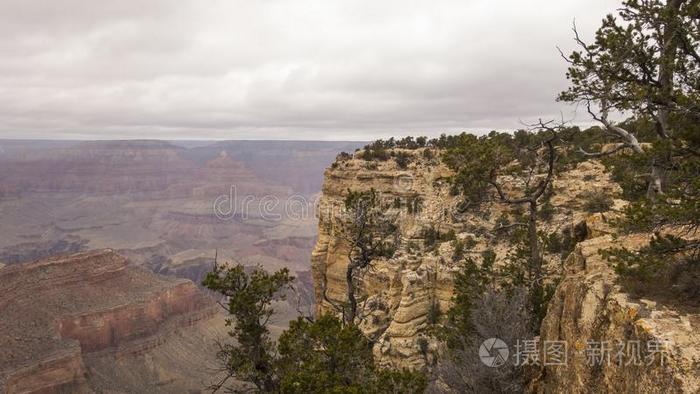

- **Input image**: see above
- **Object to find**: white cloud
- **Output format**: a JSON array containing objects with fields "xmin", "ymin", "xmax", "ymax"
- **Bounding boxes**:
[{"xmin": 0, "ymin": 0, "xmax": 621, "ymax": 140}]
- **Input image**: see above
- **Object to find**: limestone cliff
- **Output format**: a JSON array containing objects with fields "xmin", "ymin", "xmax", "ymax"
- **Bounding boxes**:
[
  {"xmin": 0, "ymin": 250, "xmax": 226, "ymax": 394},
  {"xmin": 311, "ymin": 147, "xmax": 699, "ymax": 392},
  {"xmin": 312, "ymin": 149, "xmax": 461, "ymax": 369},
  {"xmin": 532, "ymin": 233, "xmax": 700, "ymax": 393}
]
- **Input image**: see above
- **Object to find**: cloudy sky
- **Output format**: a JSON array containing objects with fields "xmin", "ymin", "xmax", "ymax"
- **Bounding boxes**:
[{"xmin": 0, "ymin": 0, "xmax": 620, "ymax": 140}]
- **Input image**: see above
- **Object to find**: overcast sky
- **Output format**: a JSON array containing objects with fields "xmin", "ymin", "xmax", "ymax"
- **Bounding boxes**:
[{"xmin": 0, "ymin": 0, "xmax": 620, "ymax": 141}]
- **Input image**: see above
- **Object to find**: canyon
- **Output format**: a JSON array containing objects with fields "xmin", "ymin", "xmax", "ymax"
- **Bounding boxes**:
[
  {"xmin": 0, "ymin": 139, "xmax": 362, "ymax": 393},
  {"xmin": 2, "ymin": 139, "xmax": 698, "ymax": 393},
  {"xmin": 0, "ymin": 140, "xmax": 363, "ymax": 316},
  {"xmin": 0, "ymin": 249, "xmax": 225, "ymax": 393}
]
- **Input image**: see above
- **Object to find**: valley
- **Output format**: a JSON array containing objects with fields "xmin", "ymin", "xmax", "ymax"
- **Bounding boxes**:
[{"xmin": 0, "ymin": 139, "xmax": 363, "ymax": 332}]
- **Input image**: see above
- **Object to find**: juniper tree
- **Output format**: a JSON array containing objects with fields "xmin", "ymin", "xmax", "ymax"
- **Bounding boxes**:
[
  {"xmin": 442, "ymin": 127, "xmax": 559, "ymax": 326},
  {"xmin": 202, "ymin": 264, "xmax": 294, "ymax": 392},
  {"xmin": 560, "ymin": 0, "xmax": 700, "ymax": 299},
  {"xmin": 203, "ymin": 264, "xmax": 427, "ymax": 393},
  {"xmin": 559, "ymin": 0, "xmax": 700, "ymax": 198},
  {"xmin": 277, "ymin": 315, "xmax": 427, "ymax": 393},
  {"xmin": 325, "ymin": 189, "xmax": 399, "ymax": 325}
]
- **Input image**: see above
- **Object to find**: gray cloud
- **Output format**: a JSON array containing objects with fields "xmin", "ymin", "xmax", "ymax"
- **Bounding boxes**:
[{"xmin": 0, "ymin": 0, "xmax": 620, "ymax": 140}]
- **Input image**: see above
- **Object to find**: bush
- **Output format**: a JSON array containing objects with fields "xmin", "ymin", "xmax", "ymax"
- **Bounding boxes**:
[
  {"xmin": 603, "ymin": 234, "xmax": 700, "ymax": 304},
  {"xmin": 451, "ymin": 237, "xmax": 477, "ymax": 262},
  {"xmin": 423, "ymin": 227, "xmax": 440, "ymax": 249},
  {"xmin": 362, "ymin": 141, "xmax": 390, "ymax": 161},
  {"xmin": 423, "ymin": 227, "xmax": 456, "ymax": 250},
  {"xmin": 337, "ymin": 151, "xmax": 352, "ymax": 161},
  {"xmin": 580, "ymin": 191, "xmax": 614, "ymax": 213},
  {"xmin": 427, "ymin": 301, "xmax": 441, "ymax": 325},
  {"xmin": 543, "ymin": 228, "xmax": 577, "ymax": 260},
  {"xmin": 363, "ymin": 162, "xmax": 378, "ymax": 170},
  {"xmin": 539, "ymin": 201, "xmax": 555, "ymax": 221},
  {"xmin": 278, "ymin": 315, "xmax": 428, "ymax": 393},
  {"xmin": 394, "ymin": 151, "xmax": 411, "ymax": 169},
  {"xmin": 431, "ymin": 249, "xmax": 535, "ymax": 393}
]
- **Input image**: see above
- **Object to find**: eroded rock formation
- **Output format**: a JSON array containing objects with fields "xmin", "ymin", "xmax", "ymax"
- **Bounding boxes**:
[
  {"xmin": 312, "ymin": 149, "xmax": 461, "ymax": 369},
  {"xmin": 0, "ymin": 250, "xmax": 225, "ymax": 394},
  {"xmin": 532, "ymin": 233, "xmax": 700, "ymax": 393},
  {"xmin": 311, "ymin": 148, "xmax": 699, "ymax": 392}
]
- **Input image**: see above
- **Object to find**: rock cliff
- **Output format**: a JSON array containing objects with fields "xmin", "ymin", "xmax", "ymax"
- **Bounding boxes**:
[
  {"xmin": 0, "ymin": 250, "xmax": 225, "ymax": 394},
  {"xmin": 532, "ymin": 233, "xmax": 700, "ymax": 393},
  {"xmin": 311, "ymin": 148, "xmax": 699, "ymax": 392},
  {"xmin": 312, "ymin": 149, "xmax": 462, "ymax": 369}
]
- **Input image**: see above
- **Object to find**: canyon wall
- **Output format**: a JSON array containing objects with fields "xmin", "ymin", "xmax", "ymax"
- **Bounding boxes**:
[
  {"xmin": 311, "ymin": 148, "xmax": 699, "ymax": 392},
  {"xmin": 312, "ymin": 148, "xmax": 462, "ymax": 369},
  {"xmin": 0, "ymin": 140, "xmax": 364, "ymax": 326},
  {"xmin": 532, "ymin": 232, "xmax": 700, "ymax": 393},
  {"xmin": 0, "ymin": 250, "xmax": 225, "ymax": 394}
]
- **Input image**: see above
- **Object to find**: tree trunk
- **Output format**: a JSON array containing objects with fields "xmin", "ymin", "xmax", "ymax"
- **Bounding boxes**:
[
  {"xmin": 647, "ymin": 160, "xmax": 665, "ymax": 199},
  {"xmin": 657, "ymin": 0, "xmax": 682, "ymax": 139},
  {"xmin": 345, "ymin": 261, "xmax": 357, "ymax": 325},
  {"xmin": 645, "ymin": 0, "xmax": 682, "ymax": 198},
  {"xmin": 528, "ymin": 200, "xmax": 541, "ymax": 283}
]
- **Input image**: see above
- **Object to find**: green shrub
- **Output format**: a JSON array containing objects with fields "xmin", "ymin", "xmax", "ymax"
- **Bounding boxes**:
[
  {"xmin": 423, "ymin": 227, "xmax": 457, "ymax": 250},
  {"xmin": 603, "ymin": 234, "xmax": 700, "ymax": 304},
  {"xmin": 539, "ymin": 201, "xmax": 555, "ymax": 221},
  {"xmin": 543, "ymin": 228, "xmax": 577, "ymax": 260},
  {"xmin": 395, "ymin": 151, "xmax": 411, "ymax": 169},
  {"xmin": 363, "ymin": 162, "xmax": 378, "ymax": 170},
  {"xmin": 427, "ymin": 301, "xmax": 441, "ymax": 325},
  {"xmin": 581, "ymin": 191, "xmax": 614, "ymax": 213},
  {"xmin": 362, "ymin": 142, "xmax": 390, "ymax": 161}
]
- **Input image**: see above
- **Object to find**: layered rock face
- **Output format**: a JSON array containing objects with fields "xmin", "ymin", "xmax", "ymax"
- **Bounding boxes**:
[
  {"xmin": 312, "ymin": 149, "xmax": 462, "ymax": 369},
  {"xmin": 532, "ymin": 233, "xmax": 700, "ymax": 393},
  {"xmin": 312, "ymin": 149, "xmax": 616, "ymax": 369},
  {"xmin": 312, "ymin": 148, "xmax": 699, "ymax": 391},
  {"xmin": 0, "ymin": 250, "xmax": 224, "ymax": 394}
]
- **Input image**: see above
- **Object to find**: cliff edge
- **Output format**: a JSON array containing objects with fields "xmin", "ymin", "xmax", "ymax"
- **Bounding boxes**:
[{"xmin": 311, "ymin": 147, "xmax": 699, "ymax": 392}]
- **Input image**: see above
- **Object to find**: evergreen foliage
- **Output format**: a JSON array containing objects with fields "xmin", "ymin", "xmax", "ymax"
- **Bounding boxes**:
[
  {"xmin": 558, "ymin": 0, "xmax": 700, "ymax": 299},
  {"xmin": 203, "ymin": 264, "xmax": 427, "ymax": 393}
]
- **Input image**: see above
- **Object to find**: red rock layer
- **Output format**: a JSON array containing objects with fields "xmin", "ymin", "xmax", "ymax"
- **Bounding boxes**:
[{"xmin": 0, "ymin": 250, "xmax": 218, "ymax": 394}]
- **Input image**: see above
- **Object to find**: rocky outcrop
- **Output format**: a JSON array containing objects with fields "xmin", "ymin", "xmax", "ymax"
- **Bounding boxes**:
[
  {"xmin": 311, "ymin": 149, "xmax": 617, "ymax": 369},
  {"xmin": 532, "ymin": 232, "xmax": 700, "ymax": 393},
  {"xmin": 312, "ymin": 149, "xmax": 462, "ymax": 369},
  {"xmin": 311, "ymin": 147, "xmax": 699, "ymax": 392},
  {"xmin": 0, "ymin": 250, "xmax": 224, "ymax": 394}
]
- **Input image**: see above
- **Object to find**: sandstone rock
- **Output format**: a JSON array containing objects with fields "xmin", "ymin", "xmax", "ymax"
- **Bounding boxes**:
[
  {"xmin": 312, "ymin": 149, "xmax": 622, "ymax": 367},
  {"xmin": 312, "ymin": 153, "xmax": 460, "ymax": 368},
  {"xmin": 0, "ymin": 250, "xmax": 225, "ymax": 394},
  {"xmin": 532, "ymin": 234, "xmax": 700, "ymax": 393}
]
